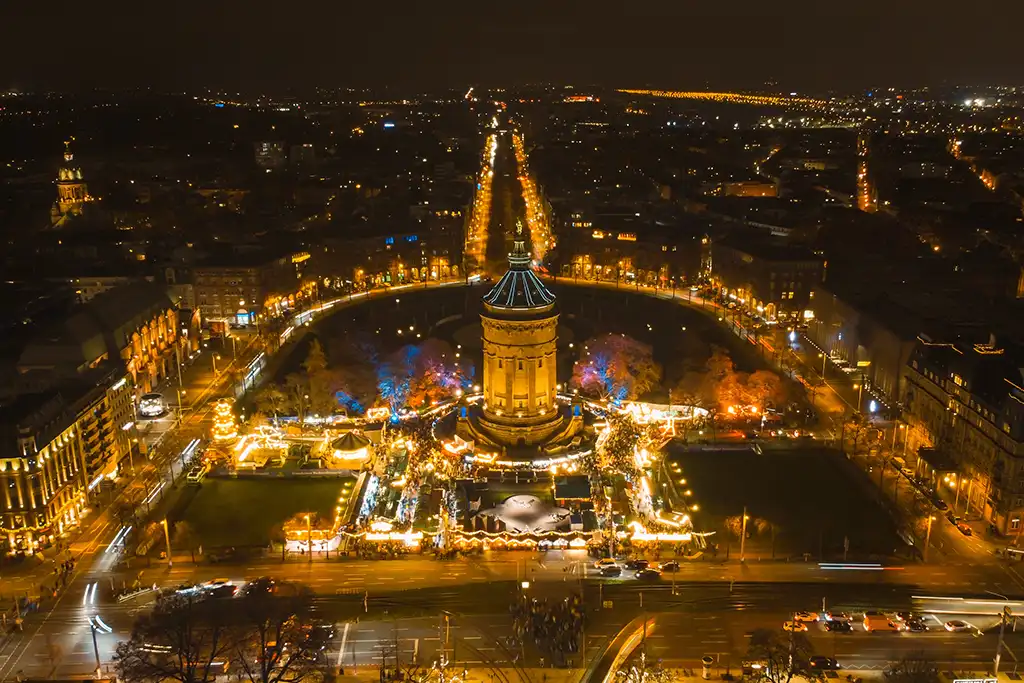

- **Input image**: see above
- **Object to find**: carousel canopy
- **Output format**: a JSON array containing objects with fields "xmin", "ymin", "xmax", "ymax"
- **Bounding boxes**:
[{"xmin": 331, "ymin": 431, "xmax": 371, "ymax": 453}]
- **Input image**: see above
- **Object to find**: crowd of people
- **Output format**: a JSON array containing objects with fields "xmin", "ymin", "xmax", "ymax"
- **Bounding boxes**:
[{"xmin": 510, "ymin": 592, "xmax": 585, "ymax": 667}]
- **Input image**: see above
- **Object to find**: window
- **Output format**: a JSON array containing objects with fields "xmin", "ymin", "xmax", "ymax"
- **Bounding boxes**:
[
  {"xmin": 1014, "ymin": 518, "xmax": 1022, "ymax": 531},
  {"xmin": 518, "ymin": 360, "xmax": 524, "ymax": 370},
  {"xmin": 498, "ymin": 360, "xmax": 503, "ymax": 369},
  {"xmin": 538, "ymin": 358, "xmax": 543, "ymax": 368}
]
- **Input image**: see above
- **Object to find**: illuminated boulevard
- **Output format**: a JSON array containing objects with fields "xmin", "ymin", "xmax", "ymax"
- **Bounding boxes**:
[{"xmin": 4, "ymin": 130, "xmax": 1024, "ymax": 683}]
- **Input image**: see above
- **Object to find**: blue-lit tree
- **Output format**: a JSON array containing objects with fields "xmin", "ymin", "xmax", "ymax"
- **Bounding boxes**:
[{"xmin": 571, "ymin": 334, "xmax": 661, "ymax": 402}]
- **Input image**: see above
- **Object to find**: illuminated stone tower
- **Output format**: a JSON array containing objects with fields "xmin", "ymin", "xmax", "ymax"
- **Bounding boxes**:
[
  {"xmin": 51, "ymin": 138, "xmax": 91, "ymax": 226},
  {"xmin": 476, "ymin": 224, "xmax": 564, "ymax": 447}
]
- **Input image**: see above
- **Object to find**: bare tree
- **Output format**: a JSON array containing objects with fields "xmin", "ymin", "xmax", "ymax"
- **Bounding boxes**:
[
  {"xmin": 173, "ymin": 521, "xmax": 200, "ymax": 564},
  {"xmin": 115, "ymin": 594, "xmax": 236, "ymax": 683},
  {"xmin": 230, "ymin": 583, "xmax": 322, "ymax": 683},
  {"xmin": 885, "ymin": 652, "xmax": 939, "ymax": 683},
  {"xmin": 746, "ymin": 628, "xmax": 811, "ymax": 683}
]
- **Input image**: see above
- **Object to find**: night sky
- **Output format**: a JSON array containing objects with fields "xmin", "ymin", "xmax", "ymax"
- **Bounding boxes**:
[{"xmin": 2, "ymin": 0, "xmax": 1023, "ymax": 92}]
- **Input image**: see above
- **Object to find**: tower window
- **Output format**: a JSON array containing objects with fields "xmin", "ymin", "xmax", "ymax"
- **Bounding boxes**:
[
  {"xmin": 498, "ymin": 360, "xmax": 502, "ymax": 369},
  {"xmin": 538, "ymin": 358, "xmax": 543, "ymax": 368},
  {"xmin": 518, "ymin": 360, "xmax": 523, "ymax": 370}
]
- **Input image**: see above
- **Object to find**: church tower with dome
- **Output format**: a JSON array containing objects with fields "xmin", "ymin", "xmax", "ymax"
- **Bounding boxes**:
[
  {"xmin": 51, "ymin": 138, "xmax": 91, "ymax": 227},
  {"xmin": 459, "ymin": 222, "xmax": 582, "ymax": 450}
]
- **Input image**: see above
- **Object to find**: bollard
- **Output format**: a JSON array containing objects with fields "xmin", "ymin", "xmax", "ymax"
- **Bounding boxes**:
[{"xmin": 702, "ymin": 656, "xmax": 714, "ymax": 680}]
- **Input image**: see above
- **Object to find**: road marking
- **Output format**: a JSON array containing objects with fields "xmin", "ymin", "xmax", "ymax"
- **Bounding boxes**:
[{"xmin": 337, "ymin": 622, "xmax": 350, "ymax": 668}]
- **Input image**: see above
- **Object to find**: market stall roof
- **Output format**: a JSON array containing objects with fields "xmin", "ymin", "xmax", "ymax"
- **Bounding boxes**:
[{"xmin": 331, "ymin": 431, "xmax": 371, "ymax": 452}]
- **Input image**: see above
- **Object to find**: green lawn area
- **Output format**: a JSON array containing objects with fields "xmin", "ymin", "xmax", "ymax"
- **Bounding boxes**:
[{"xmin": 177, "ymin": 477, "xmax": 354, "ymax": 547}]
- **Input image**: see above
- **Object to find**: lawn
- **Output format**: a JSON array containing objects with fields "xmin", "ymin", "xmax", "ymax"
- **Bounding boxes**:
[
  {"xmin": 177, "ymin": 477, "xmax": 354, "ymax": 547},
  {"xmin": 667, "ymin": 445, "xmax": 903, "ymax": 559}
]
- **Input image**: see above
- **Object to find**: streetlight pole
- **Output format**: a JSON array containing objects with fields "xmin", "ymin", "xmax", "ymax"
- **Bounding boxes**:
[
  {"xmin": 91, "ymin": 621, "xmax": 102, "ymax": 678},
  {"xmin": 162, "ymin": 518, "xmax": 172, "ymax": 568},
  {"xmin": 305, "ymin": 514, "xmax": 313, "ymax": 562},
  {"xmin": 923, "ymin": 515, "xmax": 934, "ymax": 562},
  {"xmin": 740, "ymin": 507, "xmax": 748, "ymax": 563},
  {"xmin": 993, "ymin": 598, "xmax": 1012, "ymax": 675}
]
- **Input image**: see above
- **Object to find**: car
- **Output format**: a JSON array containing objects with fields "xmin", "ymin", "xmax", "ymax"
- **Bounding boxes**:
[
  {"xmin": 904, "ymin": 618, "xmax": 928, "ymax": 632},
  {"xmin": 304, "ymin": 623, "xmax": 336, "ymax": 651},
  {"xmin": 793, "ymin": 611, "xmax": 819, "ymax": 623},
  {"xmin": 957, "ymin": 522, "xmax": 973, "ymax": 536},
  {"xmin": 207, "ymin": 584, "xmax": 238, "ymax": 599},
  {"xmin": 635, "ymin": 568, "xmax": 661, "ymax": 581},
  {"xmin": 624, "ymin": 559, "xmax": 650, "ymax": 570},
  {"xmin": 824, "ymin": 621, "xmax": 852, "ymax": 633},
  {"xmin": 658, "ymin": 561, "xmax": 680, "ymax": 573},
  {"xmin": 824, "ymin": 611, "xmax": 850, "ymax": 622},
  {"xmin": 947, "ymin": 512, "xmax": 961, "ymax": 525},
  {"xmin": 599, "ymin": 565, "xmax": 622, "ymax": 577},
  {"xmin": 783, "ymin": 621, "xmax": 808, "ymax": 632},
  {"xmin": 934, "ymin": 500, "xmax": 949, "ymax": 511},
  {"xmin": 744, "ymin": 431, "xmax": 760, "ymax": 440},
  {"xmin": 243, "ymin": 577, "xmax": 277, "ymax": 596},
  {"xmin": 594, "ymin": 558, "xmax": 618, "ymax": 569},
  {"xmin": 809, "ymin": 656, "xmax": 839, "ymax": 670},
  {"xmin": 944, "ymin": 620, "xmax": 975, "ymax": 633}
]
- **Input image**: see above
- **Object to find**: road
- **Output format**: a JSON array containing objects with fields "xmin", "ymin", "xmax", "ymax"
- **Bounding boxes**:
[{"xmin": 8, "ymin": 561, "xmax": 1024, "ymax": 680}]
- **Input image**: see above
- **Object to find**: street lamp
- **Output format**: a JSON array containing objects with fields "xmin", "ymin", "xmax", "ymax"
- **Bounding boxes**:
[
  {"xmin": 923, "ymin": 515, "xmax": 934, "ymax": 562},
  {"xmin": 162, "ymin": 518, "xmax": 172, "ymax": 567},
  {"xmin": 305, "ymin": 514, "xmax": 313, "ymax": 562},
  {"xmin": 88, "ymin": 615, "xmax": 112, "ymax": 678},
  {"xmin": 740, "ymin": 507, "xmax": 749, "ymax": 563}
]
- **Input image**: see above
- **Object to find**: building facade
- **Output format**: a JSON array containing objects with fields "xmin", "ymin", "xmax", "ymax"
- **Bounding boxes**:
[
  {"xmin": 902, "ymin": 337, "xmax": 1024, "ymax": 535},
  {"xmin": 710, "ymin": 238, "xmax": 824, "ymax": 320},
  {"xmin": 0, "ymin": 393, "xmax": 88, "ymax": 553},
  {"xmin": 17, "ymin": 281, "xmax": 183, "ymax": 396},
  {"xmin": 193, "ymin": 251, "xmax": 313, "ymax": 326}
]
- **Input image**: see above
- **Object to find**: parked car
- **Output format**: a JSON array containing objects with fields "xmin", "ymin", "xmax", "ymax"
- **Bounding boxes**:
[
  {"xmin": 624, "ymin": 559, "xmax": 650, "ymax": 570},
  {"xmin": 824, "ymin": 621, "xmax": 852, "ymax": 633},
  {"xmin": 809, "ymin": 657, "xmax": 839, "ymax": 670},
  {"xmin": 944, "ymin": 620, "xmax": 975, "ymax": 633},
  {"xmin": 947, "ymin": 512, "xmax": 961, "ymax": 525},
  {"xmin": 600, "ymin": 565, "xmax": 622, "ymax": 577},
  {"xmin": 957, "ymin": 522, "xmax": 973, "ymax": 536}
]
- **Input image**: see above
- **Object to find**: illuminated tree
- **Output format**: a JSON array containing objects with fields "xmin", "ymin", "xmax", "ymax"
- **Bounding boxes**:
[
  {"xmin": 284, "ymin": 374, "xmax": 309, "ymax": 422},
  {"xmin": 745, "ymin": 370, "xmax": 783, "ymax": 411},
  {"xmin": 572, "ymin": 334, "xmax": 661, "ymax": 401},
  {"xmin": 303, "ymin": 340, "xmax": 336, "ymax": 417},
  {"xmin": 255, "ymin": 386, "xmax": 289, "ymax": 423}
]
